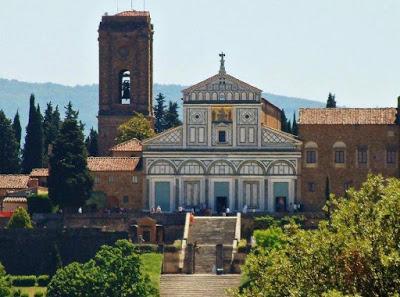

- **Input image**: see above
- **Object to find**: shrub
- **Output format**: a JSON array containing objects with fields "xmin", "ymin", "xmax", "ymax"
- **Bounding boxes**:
[
  {"xmin": 34, "ymin": 292, "xmax": 44, "ymax": 297},
  {"xmin": 37, "ymin": 275, "xmax": 50, "ymax": 287},
  {"xmin": 253, "ymin": 228, "xmax": 285, "ymax": 251},
  {"xmin": 27, "ymin": 194, "xmax": 52, "ymax": 214},
  {"xmin": 133, "ymin": 244, "xmax": 158, "ymax": 254},
  {"xmin": 7, "ymin": 208, "xmax": 33, "ymax": 229},
  {"xmin": 11, "ymin": 275, "xmax": 36, "ymax": 287}
]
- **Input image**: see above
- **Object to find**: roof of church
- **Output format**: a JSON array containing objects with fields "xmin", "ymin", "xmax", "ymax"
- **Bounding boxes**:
[
  {"xmin": 110, "ymin": 139, "xmax": 143, "ymax": 152},
  {"xmin": 0, "ymin": 175, "xmax": 30, "ymax": 189},
  {"xmin": 30, "ymin": 168, "xmax": 49, "ymax": 177},
  {"xmin": 87, "ymin": 157, "xmax": 140, "ymax": 172},
  {"xmin": 299, "ymin": 108, "xmax": 397, "ymax": 125},
  {"xmin": 115, "ymin": 10, "xmax": 150, "ymax": 17}
]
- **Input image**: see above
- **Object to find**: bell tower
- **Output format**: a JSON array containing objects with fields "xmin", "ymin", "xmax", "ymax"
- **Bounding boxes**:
[{"xmin": 98, "ymin": 10, "xmax": 153, "ymax": 155}]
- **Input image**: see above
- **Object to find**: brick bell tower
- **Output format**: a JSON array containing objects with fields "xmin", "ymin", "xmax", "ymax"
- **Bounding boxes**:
[{"xmin": 98, "ymin": 11, "xmax": 153, "ymax": 155}]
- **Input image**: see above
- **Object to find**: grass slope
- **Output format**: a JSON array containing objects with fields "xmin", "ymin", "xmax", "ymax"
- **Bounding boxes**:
[{"xmin": 141, "ymin": 253, "xmax": 163, "ymax": 293}]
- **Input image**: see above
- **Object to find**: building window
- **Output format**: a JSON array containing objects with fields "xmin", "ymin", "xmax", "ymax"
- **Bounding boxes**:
[
  {"xmin": 357, "ymin": 148, "xmax": 368, "ymax": 164},
  {"xmin": 94, "ymin": 176, "xmax": 100, "ymax": 184},
  {"xmin": 307, "ymin": 182, "xmax": 316, "ymax": 192},
  {"xmin": 123, "ymin": 196, "xmax": 129, "ymax": 204},
  {"xmin": 387, "ymin": 149, "xmax": 396, "ymax": 164},
  {"xmin": 218, "ymin": 131, "xmax": 226, "ymax": 143},
  {"xmin": 335, "ymin": 150, "xmax": 345, "ymax": 164},
  {"xmin": 108, "ymin": 176, "xmax": 114, "ymax": 184},
  {"xmin": 189, "ymin": 127, "xmax": 196, "ymax": 143},
  {"xmin": 248, "ymin": 128, "xmax": 255, "ymax": 143},
  {"xmin": 306, "ymin": 151, "xmax": 317, "ymax": 164},
  {"xmin": 239, "ymin": 127, "xmax": 246, "ymax": 143},
  {"xmin": 198, "ymin": 127, "xmax": 205, "ymax": 143},
  {"xmin": 344, "ymin": 181, "xmax": 352, "ymax": 191},
  {"xmin": 132, "ymin": 176, "xmax": 138, "ymax": 184},
  {"xmin": 119, "ymin": 70, "xmax": 131, "ymax": 104}
]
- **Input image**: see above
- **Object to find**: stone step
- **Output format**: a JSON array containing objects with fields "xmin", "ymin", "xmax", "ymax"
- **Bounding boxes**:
[
  {"xmin": 160, "ymin": 274, "xmax": 241, "ymax": 297},
  {"xmin": 188, "ymin": 217, "xmax": 237, "ymax": 245}
]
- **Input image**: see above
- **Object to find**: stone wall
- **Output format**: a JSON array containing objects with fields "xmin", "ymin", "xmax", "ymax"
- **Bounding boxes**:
[
  {"xmin": 0, "ymin": 228, "xmax": 128, "ymax": 275},
  {"xmin": 299, "ymin": 124, "xmax": 400, "ymax": 211}
]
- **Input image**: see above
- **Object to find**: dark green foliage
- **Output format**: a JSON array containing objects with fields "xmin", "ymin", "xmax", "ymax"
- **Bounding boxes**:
[
  {"xmin": 43, "ymin": 103, "xmax": 61, "ymax": 165},
  {"xmin": 37, "ymin": 275, "xmax": 50, "ymax": 287},
  {"xmin": 253, "ymin": 228, "xmax": 285, "ymax": 250},
  {"xmin": 34, "ymin": 292, "xmax": 44, "ymax": 297},
  {"xmin": 10, "ymin": 275, "xmax": 36, "ymax": 287},
  {"xmin": 154, "ymin": 93, "xmax": 166, "ymax": 133},
  {"xmin": 47, "ymin": 240, "xmax": 158, "ymax": 297},
  {"xmin": 7, "ymin": 208, "xmax": 33, "ymax": 229},
  {"xmin": 117, "ymin": 113, "xmax": 155, "ymax": 143},
  {"xmin": 85, "ymin": 127, "xmax": 99, "ymax": 157},
  {"xmin": 22, "ymin": 94, "xmax": 44, "ymax": 173},
  {"xmin": 0, "ymin": 110, "xmax": 20, "ymax": 173},
  {"xmin": 164, "ymin": 101, "xmax": 182, "ymax": 130},
  {"xmin": 326, "ymin": 92, "xmax": 337, "ymax": 108},
  {"xmin": 0, "ymin": 263, "xmax": 11, "ymax": 297},
  {"xmin": 27, "ymin": 194, "xmax": 52, "ymax": 214},
  {"xmin": 291, "ymin": 112, "xmax": 298, "ymax": 136},
  {"xmin": 280, "ymin": 109, "xmax": 288, "ymax": 131},
  {"xmin": 48, "ymin": 102, "xmax": 93, "ymax": 212},
  {"xmin": 12, "ymin": 111, "xmax": 22, "ymax": 147}
]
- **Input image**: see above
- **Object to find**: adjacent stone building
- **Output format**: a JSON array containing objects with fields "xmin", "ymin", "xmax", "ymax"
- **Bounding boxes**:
[{"xmin": 298, "ymin": 108, "xmax": 400, "ymax": 211}]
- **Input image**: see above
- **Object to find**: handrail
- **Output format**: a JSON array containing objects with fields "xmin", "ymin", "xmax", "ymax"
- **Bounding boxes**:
[{"xmin": 179, "ymin": 212, "xmax": 191, "ymax": 271}]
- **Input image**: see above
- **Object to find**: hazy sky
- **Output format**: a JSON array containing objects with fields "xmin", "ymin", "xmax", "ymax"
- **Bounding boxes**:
[{"xmin": 0, "ymin": 0, "xmax": 399, "ymax": 106}]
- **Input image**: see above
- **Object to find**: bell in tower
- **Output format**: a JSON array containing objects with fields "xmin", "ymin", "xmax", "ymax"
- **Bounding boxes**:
[{"xmin": 120, "ymin": 70, "xmax": 131, "ymax": 104}]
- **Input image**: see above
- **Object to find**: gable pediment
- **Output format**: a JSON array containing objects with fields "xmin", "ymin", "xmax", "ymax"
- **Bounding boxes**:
[
  {"xmin": 143, "ymin": 126, "xmax": 183, "ymax": 148},
  {"xmin": 261, "ymin": 126, "xmax": 302, "ymax": 147}
]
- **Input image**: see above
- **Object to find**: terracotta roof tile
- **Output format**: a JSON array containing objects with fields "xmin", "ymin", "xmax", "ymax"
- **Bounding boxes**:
[
  {"xmin": 299, "ymin": 108, "xmax": 397, "ymax": 125},
  {"xmin": 30, "ymin": 168, "xmax": 49, "ymax": 177},
  {"xmin": 0, "ymin": 175, "xmax": 30, "ymax": 189},
  {"xmin": 115, "ymin": 10, "xmax": 150, "ymax": 17},
  {"xmin": 110, "ymin": 139, "xmax": 143, "ymax": 152},
  {"xmin": 87, "ymin": 157, "xmax": 140, "ymax": 172}
]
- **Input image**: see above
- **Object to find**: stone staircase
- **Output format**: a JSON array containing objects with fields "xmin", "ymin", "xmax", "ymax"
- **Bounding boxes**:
[
  {"xmin": 160, "ymin": 274, "xmax": 241, "ymax": 297},
  {"xmin": 187, "ymin": 216, "xmax": 237, "ymax": 273}
]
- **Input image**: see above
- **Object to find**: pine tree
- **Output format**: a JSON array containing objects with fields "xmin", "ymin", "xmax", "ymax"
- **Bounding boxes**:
[
  {"xmin": 12, "ymin": 110, "xmax": 22, "ymax": 147},
  {"xmin": 326, "ymin": 92, "xmax": 337, "ymax": 108},
  {"xmin": 154, "ymin": 93, "xmax": 166, "ymax": 133},
  {"xmin": 48, "ymin": 102, "xmax": 93, "ymax": 212},
  {"xmin": 0, "ymin": 110, "xmax": 20, "ymax": 173},
  {"xmin": 22, "ymin": 94, "xmax": 44, "ymax": 173},
  {"xmin": 280, "ymin": 109, "xmax": 289, "ymax": 132},
  {"xmin": 292, "ymin": 113, "xmax": 298, "ymax": 136},
  {"xmin": 164, "ymin": 101, "xmax": 182, "ymax": 130},
  {"xmin": 43, "ymin": 103, "xmax": 61, "ymax": 165},
  {"xmin": 85, "ymin": 128, "xmax": 99, "ymax": 157}
]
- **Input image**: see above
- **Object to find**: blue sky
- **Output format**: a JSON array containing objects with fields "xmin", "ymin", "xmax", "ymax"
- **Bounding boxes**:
[{"xmin": 0, "ymin": 0, "xmax": 399, "ymax": 106}]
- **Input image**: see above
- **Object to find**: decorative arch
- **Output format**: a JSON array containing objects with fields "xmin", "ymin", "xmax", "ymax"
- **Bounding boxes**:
[
  {"xmin": 305, "ymin": 141, "xmax": 318, "ymax": 149},
  {"xmin": 267, "ymin": 160, "xmax": 296, "ymax": 176},
  {"xmin": 207, "ymin": 160, "xmax": 236, "ymax": 175},
  {"xmin": 227, "ymin": 92, "xmax": 233, "ymax": 100},
  {"xmin": 178, "ymin": 160, "xmax": 206, "ymax": 175},
  {"xmin": 205, "ymin": 93, "xmax": 210, "ymax": 100},
  {"xmin": 241, "ymin": 92, "xmax": 247, "ymax": 100},
  {"xmin": 238, "ymin": 161, "xmax": 266, "ymax": 175},
  {"xmin": 333, "ymin": 141, "xmax": 346, "ymax": 149},
  {"xmin": 212, "ymin": 92, "xmax": 218, "ymax": 100},
  {"xmin": 148, "ymin": 160, "xmax": 176, "ymax": 175},
  {"xmin": 191, "ymin": 93, "xmax": 196, "ymax": 100},
  {"xmin": 198, "ymin": 92, "xmax": 203, "ymax": 100}
]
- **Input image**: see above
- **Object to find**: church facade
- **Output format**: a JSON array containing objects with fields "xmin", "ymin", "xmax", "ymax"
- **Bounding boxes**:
[{"xmin": 142, "ymin": 55, "xmax": 302, "ymax": 213}]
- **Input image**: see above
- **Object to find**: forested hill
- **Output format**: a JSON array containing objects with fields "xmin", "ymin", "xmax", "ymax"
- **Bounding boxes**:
[{"xmin": 0, "ymin": 78, "xmax": 324, "ymax": 136}]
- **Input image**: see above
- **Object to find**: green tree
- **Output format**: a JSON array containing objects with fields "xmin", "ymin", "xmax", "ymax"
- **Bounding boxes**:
[
  {"xmin": 164, "ymin": 101, "xmax": 182, "ymax": 130},
  {"xmin": 154, "ymin": 93, "xmax": 166, "ymax": 133},
  {"xmin": 7, "ymin": 207, "xmax": 33, "ymax": 229},
  {"xmin": 232, "ymin": 175, "xmax": 400, "ymax": 297},
  {"xmin": 0, "ymin": 263, "xmax": 11, "ymax": 297},
  {"xmin": 48, "ymin": 102, "xmax": 93, "ymax": 212},
  {"xmin": 85, "ymin": 127, "xmax": 99, "ymax": 157},
  {"xmin": 326, "ymin": 92, "xmax": 337, "ymax": 108},
  {"xmin": 43, "ymin": 102, "xmax": 61, "ymax": 165},
  {"xmin": 286, "ymin": 119, "xmax": 292, "ymax": 134},
  {"xmin": 0, "ymin": 110, "xmax": 20, "ymax": 173},
  {"xmin": 117, "ymin": 113, "xmax": 155, "ymax": 143},
  {"xmin": 47, "ymin": 240, "xmax": 157, "ymax": 297},
  {"xmin": 22, "ymin": 94, "xmax": 44, "ymax": 173},
  {"xmin": 12, "ymin": 110, "xmax": 22, "ymax": 147},
  {"xmin": 280, "ymin": 109, "xmax": 288, "ymax": 132},
  {"xmin": 292, "ymin": 112, "xmax": 298, "ymax": 136}
]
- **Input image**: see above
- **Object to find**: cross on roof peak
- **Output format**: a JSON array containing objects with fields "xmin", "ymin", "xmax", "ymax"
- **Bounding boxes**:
[{"xmin": 219, "ymin": 52, "xmax": 226, "ymax": 75}]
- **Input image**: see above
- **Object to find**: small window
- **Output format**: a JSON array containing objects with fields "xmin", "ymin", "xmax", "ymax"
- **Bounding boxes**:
[
  {"xmin": 108, "ymin": 176, "xmax": 114, "ymax": 184},
  {"xmin": 306, "ymin": 151, "xmax": 317, "ymax": 164},
  {"xmin": 123, "ymin": 196, "xmax": 129, "ymax": 204},
  {"xmin": 132, "ymin": 176, "xmax": 138, "ymax": 184},
  {"xmin": 248, "ymin": 128, "xmax": 255, "ymax": 143},
  {"xmin": 189, "ymin": 127, "xmax": 196, "ymax": 143},
  {"xmin": 335, "ymin": 150, "xmax": 345, "ymax": 164},
  {"xmin": 94, "ymin": 176, "xmax": 100, "ymax": 184},
  {"xmin": 358, "ymin": 149, "xmax": 368, "ymax": 164},
  {"xmin": 308, "ymin": 182, "xmax": 316, "ymax": 192},
  {"xmin": 387, "ymin": 149, "xmax": 396, "ymax": 164},
  {"xmin": 198, "ymin": 128, "xmax": 205, "ymax": 143},
  {"xmin": 218, "ymin": 131, "xmax": 226, "ymax": 143},
  {"xmin": 240, "ymin": 127, "xmax": 246, "ymax": 143}
]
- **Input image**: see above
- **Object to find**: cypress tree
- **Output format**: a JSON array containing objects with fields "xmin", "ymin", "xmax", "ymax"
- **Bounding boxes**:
[
  {"xmin": 292, "ymin": 112, "xmax": 298, "ymax": 136},
  {"xmin": 85, "ymin": 127, "xmax": 99, "ymax": 157},
  {"xmin": 164, "ymin": 101, "xmax": 182, "ymax": 130},
  {"xmin": 154, "ymin": 93, "xmax": 166, "ymax": 133},
  {"xmin": 0, "ymin": 110, "xmax": 20, "ymax": 173},
  {"xmin": 280, "ymin": 109, "xmax": 289, "ymax": 132},
  {"xmin": 43, "ymin": 102, "xmax": 61, "ymax": 165},
  {"xmin": 48, "ymin": 102, "xmax": 93, "ymax": 212},
  {"xmin": 22, "ymin": 94, "xmax": 44, "ymax": 173},
  {"xmin": 326, "ymin": 92, "xmax": 337, "ymax": 108},
  {"xmin": 12, "ymin": 110, "xmax": 22, "ymax": 147},
  {"xmin": 286, "ymin": 119, "xmax": 292, "ymax": 134}
]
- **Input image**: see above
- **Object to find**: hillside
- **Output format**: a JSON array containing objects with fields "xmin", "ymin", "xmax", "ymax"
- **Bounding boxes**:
[{"xmin": 0, "ymin": 78, "xmax": 324, "ymax": 136}]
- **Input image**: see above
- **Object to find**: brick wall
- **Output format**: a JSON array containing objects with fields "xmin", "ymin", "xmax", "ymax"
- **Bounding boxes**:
[{"xmin": 299, "ymin": 124, "xmax": 400, "ymax": 211}]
